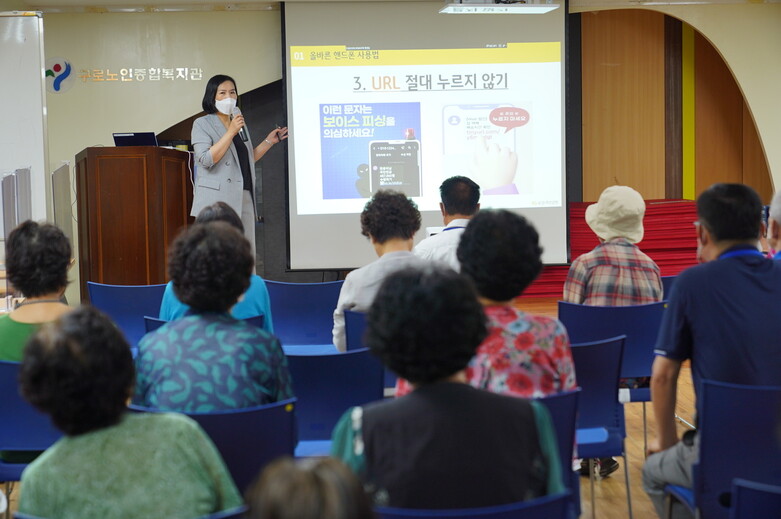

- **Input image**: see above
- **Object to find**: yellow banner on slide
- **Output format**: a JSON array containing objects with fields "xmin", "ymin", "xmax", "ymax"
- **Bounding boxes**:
[{"xmin": 289, "ymin": 43, "xmax": 560, "ymax": 67}]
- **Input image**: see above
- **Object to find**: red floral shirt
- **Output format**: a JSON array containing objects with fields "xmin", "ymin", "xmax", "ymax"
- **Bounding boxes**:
[{"xmin": 396, "ymin": 305, "xmax": 577, "ymax": 398}]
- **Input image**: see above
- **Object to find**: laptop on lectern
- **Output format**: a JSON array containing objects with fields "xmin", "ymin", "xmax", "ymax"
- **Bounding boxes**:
[{"xmin": 112, "ymin": 132, "xmax": 158, "ymax": 147}]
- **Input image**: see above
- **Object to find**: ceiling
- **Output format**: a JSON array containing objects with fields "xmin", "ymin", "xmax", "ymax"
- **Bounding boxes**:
[{"xmin": 5, "ymin": 0, "xmax": 776, "ymax": 14}]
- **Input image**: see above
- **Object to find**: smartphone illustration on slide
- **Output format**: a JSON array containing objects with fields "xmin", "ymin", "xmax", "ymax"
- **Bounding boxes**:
[
  {"xmin": 369, "ymin": 140, "xmax": 422, "ymax": 197},
  {"xmin": 442, "ymin": 103, "xmax": 518, "ymax": 180}
]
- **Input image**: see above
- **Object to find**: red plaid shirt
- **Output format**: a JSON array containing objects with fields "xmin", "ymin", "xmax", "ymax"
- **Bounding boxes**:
[{"xmin": 563, "ymin": 238, "xmax": 662, "ymax": 306}]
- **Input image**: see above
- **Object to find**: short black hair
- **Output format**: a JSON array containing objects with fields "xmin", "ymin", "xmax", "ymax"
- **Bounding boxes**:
[
  {"xmin": 6, "ymin": 220, "xmax": 71, "ymax": 297},
  {"xmin": 20, "ymin": 305, "xmax": 134, "ymax": 436},
  {"xmin": 168, "ymin": 222, "xmax": 253, "ymax": 313},
  {"xmin": 195, "ymin": 201, "xmax": 244, "ymax": 232},
  {"xmin": 246, "ymin": 457, "xmax": 374, "ymax": 519},
  {"xmin": 360, "ymin": 190, "xmax": 421, "ymax": 244},
  {"xmin": 440, "ymin": 176, "xmax": 480, "ymax": 216},
  {"xmin": 202, "ymin": 74, "xmax": 237, "ymax": 114},
  {"xmin": 366, "ymin": 266, "xmax": 486, "ymax": 385},
  {"xmin": 457, "ymin": 210, "xmax": 543, "ymax": 301},
  {"xmin": 697, "ymin": 183, "xmax": 762, "ymax": 242}
]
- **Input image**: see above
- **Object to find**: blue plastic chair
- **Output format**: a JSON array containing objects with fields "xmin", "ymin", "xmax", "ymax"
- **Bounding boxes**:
[
  {"xmin": 143, "ymin": 314, "xmax": 265, "ymax": 334},
  {"xmin": 0, "ymin": 361, "xmax": 62, "ymax": 484},
  {"xmin": 344, "ymin": 309, "xmax": 368, "ymax": 351},
  {"xmin": 129, "ymin": 398, "xmax": 296, "ymax": 493},
  {"xmin": 536, "ymin": 390, "xmax": 581, "ymax": 517},
  {"xmin": 376, "ymin": 491, "xmax": 571, "ymax": 519},
  {"xmin": 344, "ymin": 309, "xmax": 397, "ymax": 389},
  {"xmin": 729, "ymin": 479, "xmax": 781, "ymax": 519},
  {"xmin": 87, "ymin": 282, "xmax": 167, "ymax": 347},
  {"xmin": 285, "ymin": 348, "xmax": 384, "ymax": 456},
  {"xmin": 664, "ymin": 380, "xmax": 781, "ymax": 519},
  {"xmin": 264, "ymin": 280, "xmax": 343, "ymax": 347},
  {"xmin": 660, "ymin": 275, "xmax": 677, "ymax": 299},
  {"xmin": 569, "ymin": 336, "xmax": 632, "ymax": 519},
  {"xmin": 558, "ymin": 301, "xmax": 666, "ymax": 452}
]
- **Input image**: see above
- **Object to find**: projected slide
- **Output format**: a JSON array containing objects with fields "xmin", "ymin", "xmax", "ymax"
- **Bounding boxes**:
[{"xmin": 289, "ymin": 43, "xmax": 562, "ymax": 215}]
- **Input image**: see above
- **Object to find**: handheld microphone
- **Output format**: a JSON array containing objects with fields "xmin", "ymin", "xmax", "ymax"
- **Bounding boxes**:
[{"xmin": 231, "ymin": 107, "xmax": 249, "ymax": 142}]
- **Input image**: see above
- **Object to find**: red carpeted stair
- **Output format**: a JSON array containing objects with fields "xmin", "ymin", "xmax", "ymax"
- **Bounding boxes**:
[{"xmin": 522, "ymin": 200, "xmax": 699, "ymax": 298}]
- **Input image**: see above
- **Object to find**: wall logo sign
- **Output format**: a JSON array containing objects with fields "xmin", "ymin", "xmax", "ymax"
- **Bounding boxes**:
[{"xmin": 45, "ymin": 57, "xmax": 75, "ymax": 93}]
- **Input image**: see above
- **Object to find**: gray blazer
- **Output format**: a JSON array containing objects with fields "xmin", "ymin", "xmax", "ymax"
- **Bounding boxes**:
[{"xmin": 190, "ymin": 113, "xmax": 255, "ymax": 217}]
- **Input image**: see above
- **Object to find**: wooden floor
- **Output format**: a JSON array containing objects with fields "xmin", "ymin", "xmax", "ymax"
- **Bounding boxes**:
[
  {"xmin": 515, "ymin": 297, "xmax": 695, "ymax": 519},
  {"xmin": 7, "ymin": 297, "xmax": 693, "ymax": 518}
]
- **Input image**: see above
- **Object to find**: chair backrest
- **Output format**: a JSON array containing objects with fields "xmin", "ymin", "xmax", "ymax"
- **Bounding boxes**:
[
  {"xmin": 144, "ymin": 314, "xmax": 265, "ymax": 334},
  {"xmin": 129, "ymin": 398, "xmax": 297, "ymax": 493},
  {"xmin": 87, "ymin": 282, "xmax": 167, "ymax": 346},
  {"xmin": 729, "ymin": 479, "xmax": 781, "ymax": 519},
  {"xmin": 0, "ymin": 361, "xmax": 63, "ymax": 481},
  {"xmin": 569, "ymin": 336, "xmax": 626, "ymax": 432},
  {"xmin": 558, "ymin": 301, "xmax": 665, "ymax": 379},
  {"xmin": 536, "ymin": 390, "xmax": 579, "ymax": 484},
  {"xmin": 375, "ymin": 491, "xmax": 571, "ymax": 519},
  {"xmin": 264, "ymin": 280, "xmax": 343, "ymax": 345},
  {"xmin": 286, "ymin": 348, "xmax": 384, "ymax": 440},
  {"xmin": 694, "ymin": 381, "xmax": 781, "ymax": 519},
  {"xmin": 344, "ymin": 309, "xmax": 368, "ymax": 351},
  {"xmin": 0, "ymin": 361, "xmax": 62, "ymax": 452},
  {"xmin": 661, "ymin": 275, "xmax": 677, "ymax": 299}
]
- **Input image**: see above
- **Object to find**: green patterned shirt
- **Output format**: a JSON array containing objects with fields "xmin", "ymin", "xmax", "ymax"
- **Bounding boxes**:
[
  {"xmin": 19, "ymin": 413, "xmax": 242, "ymax": 519},
  {"xmin": 133, "ymin": 313, "xmax": 294, "ymax": 412}
]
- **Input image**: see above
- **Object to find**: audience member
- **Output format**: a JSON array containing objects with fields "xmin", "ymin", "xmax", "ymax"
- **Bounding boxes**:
[
  {"xmin": 332, "ymin": 266, "xmax": 563, "ymax": 509},
  {"xmin": 412, "ymin": 175, "xmax": 480, "ymax": 271},
  {"xmin": 159, "ymin": 201, "xmax": 274, "ymax": 333},
  {"xmin": 0, "ymin": 221, "xmax": 72, "ymax": 361},
  {"xmin": 134, "ymin": 222, "xmax": 293, "ymax": 411},
  {"xmin": 18, "ymin": 306, "xmax": 242, "ymax": 519},
  {"xmin": 562, "ymin": 185, "xmax": 661, "ymax": 477},
  {"xmin": 766, "ymin": 190, "xmax": 781, "ymax": 259},
  {"xmin": 643, "ymin": 183, "xmax": 781, "ymax": 519},
  {"xmin": 246, "ymin": 457, "xmax": 374, "ymax": 519},
  {"xmin": 332, "ymin": 190, "xmax": 425, "ymax": 351},
  {"xmin": 396, "ymin": 210, "xmax": 576, "ymax": 399},
  {"xmin": 563, "ymin": 185, "xmax": 662, "ymax": 305}
]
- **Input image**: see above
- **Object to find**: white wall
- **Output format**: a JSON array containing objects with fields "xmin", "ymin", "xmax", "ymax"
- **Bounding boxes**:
[{"xmin": 43, "ymin": 10, "xmax": 282, "ymax": 302}]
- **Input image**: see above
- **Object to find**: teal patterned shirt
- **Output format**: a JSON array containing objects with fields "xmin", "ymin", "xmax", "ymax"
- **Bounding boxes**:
[{"xmin": 133, "ymin": 312, "xmax": 294, "ymax": 412}]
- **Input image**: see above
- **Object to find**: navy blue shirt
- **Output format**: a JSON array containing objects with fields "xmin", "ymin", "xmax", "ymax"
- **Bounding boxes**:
[{"xmin": 654, "ymin": 245, "xmax": 781, "ymax": 416}]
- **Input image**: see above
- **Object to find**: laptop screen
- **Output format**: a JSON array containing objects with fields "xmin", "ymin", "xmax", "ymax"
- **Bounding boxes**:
[{"xmin": 113, "ymin": 132, "xmax": 158, "ymax": 147}]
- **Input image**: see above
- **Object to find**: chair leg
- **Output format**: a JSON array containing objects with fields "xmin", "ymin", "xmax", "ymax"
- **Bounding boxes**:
[
  {"xmin": 623, "ymin": 442, "xmax": 634, "ymax": 519},
  {"xmin": 589, "ymin": 458, "xmax": 596, "ymax": 519},
  {"xmin": 675, "ymin": 413, "xmax": 695, "ymax": 430},
  {"xmin": 642, "ymin": 402, "xmax": 648, "ymax": 458}
]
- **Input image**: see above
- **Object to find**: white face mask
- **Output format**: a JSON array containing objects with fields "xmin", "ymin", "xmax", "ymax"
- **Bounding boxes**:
[{"xmin": 215, "ymin": 97, "xmax": 237, "ymax": 116}]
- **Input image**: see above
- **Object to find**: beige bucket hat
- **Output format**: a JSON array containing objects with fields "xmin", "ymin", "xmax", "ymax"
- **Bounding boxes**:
[{"xmin": 585, "ymin": 185, "xmax": 646, "ymax": 244}]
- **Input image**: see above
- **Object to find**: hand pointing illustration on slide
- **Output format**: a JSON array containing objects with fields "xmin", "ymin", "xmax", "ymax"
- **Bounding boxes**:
[{"xmin": 467, "ymin": 136, "xmax": 518, "ymax": 192}]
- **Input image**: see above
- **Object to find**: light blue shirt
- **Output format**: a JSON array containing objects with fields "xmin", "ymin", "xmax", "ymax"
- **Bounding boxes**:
[{"xmin": 159, "ymin": 275, "xmax": 274, "ymax": 333}]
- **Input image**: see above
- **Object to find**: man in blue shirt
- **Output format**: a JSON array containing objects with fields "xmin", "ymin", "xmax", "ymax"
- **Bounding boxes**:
[{"xmin": 642, "ymin": 183, "xmax": 781, "ymax": 519}]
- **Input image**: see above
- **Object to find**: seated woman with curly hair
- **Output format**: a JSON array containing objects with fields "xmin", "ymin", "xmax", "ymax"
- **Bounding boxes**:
[
  {"xmin": 332, "ymin": 190, "xmax": 425, "ymax": 351},
  {"xmin": 133, "ymin": 221, "xmax": 293, "ymax": 412},
  {"xmin": 18, "ymin": 306, "xmax": 242, "ymax": 519},
  {"xmin": 0, "ymin": 220, "xmax": 72, "ymax": 361},
  {"xmin": 395, "ymin": 210, "xmax": 576, "ymax": 399},
  {"xmin": 331, "ymin": 266, "xmax": 564, "ymax": 509}
]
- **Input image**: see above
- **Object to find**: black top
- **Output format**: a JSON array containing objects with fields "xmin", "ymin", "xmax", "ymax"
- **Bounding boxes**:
[
  {"xmin": 361, "ymin": 382, "xmax": 548, "ymax": 509},
  {"xmin": 232, "ymin": 134, "xmax": 253, "ymax": 194}
]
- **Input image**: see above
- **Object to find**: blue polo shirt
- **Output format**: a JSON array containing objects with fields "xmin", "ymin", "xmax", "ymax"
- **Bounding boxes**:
[{"xmin": 654, "ymin": 245, "xmax": 781, "ymax": 416}]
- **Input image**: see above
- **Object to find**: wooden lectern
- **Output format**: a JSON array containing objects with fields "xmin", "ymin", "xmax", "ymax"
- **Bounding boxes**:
[{"xmin": 75, "ymin": 146, "xmax": 193, "ymax": 302}]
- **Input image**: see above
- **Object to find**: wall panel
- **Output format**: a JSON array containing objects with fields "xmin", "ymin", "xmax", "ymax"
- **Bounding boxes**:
[{"xmin": 581, "ymin": 9, "xmax": 666, "ymax": 202}]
